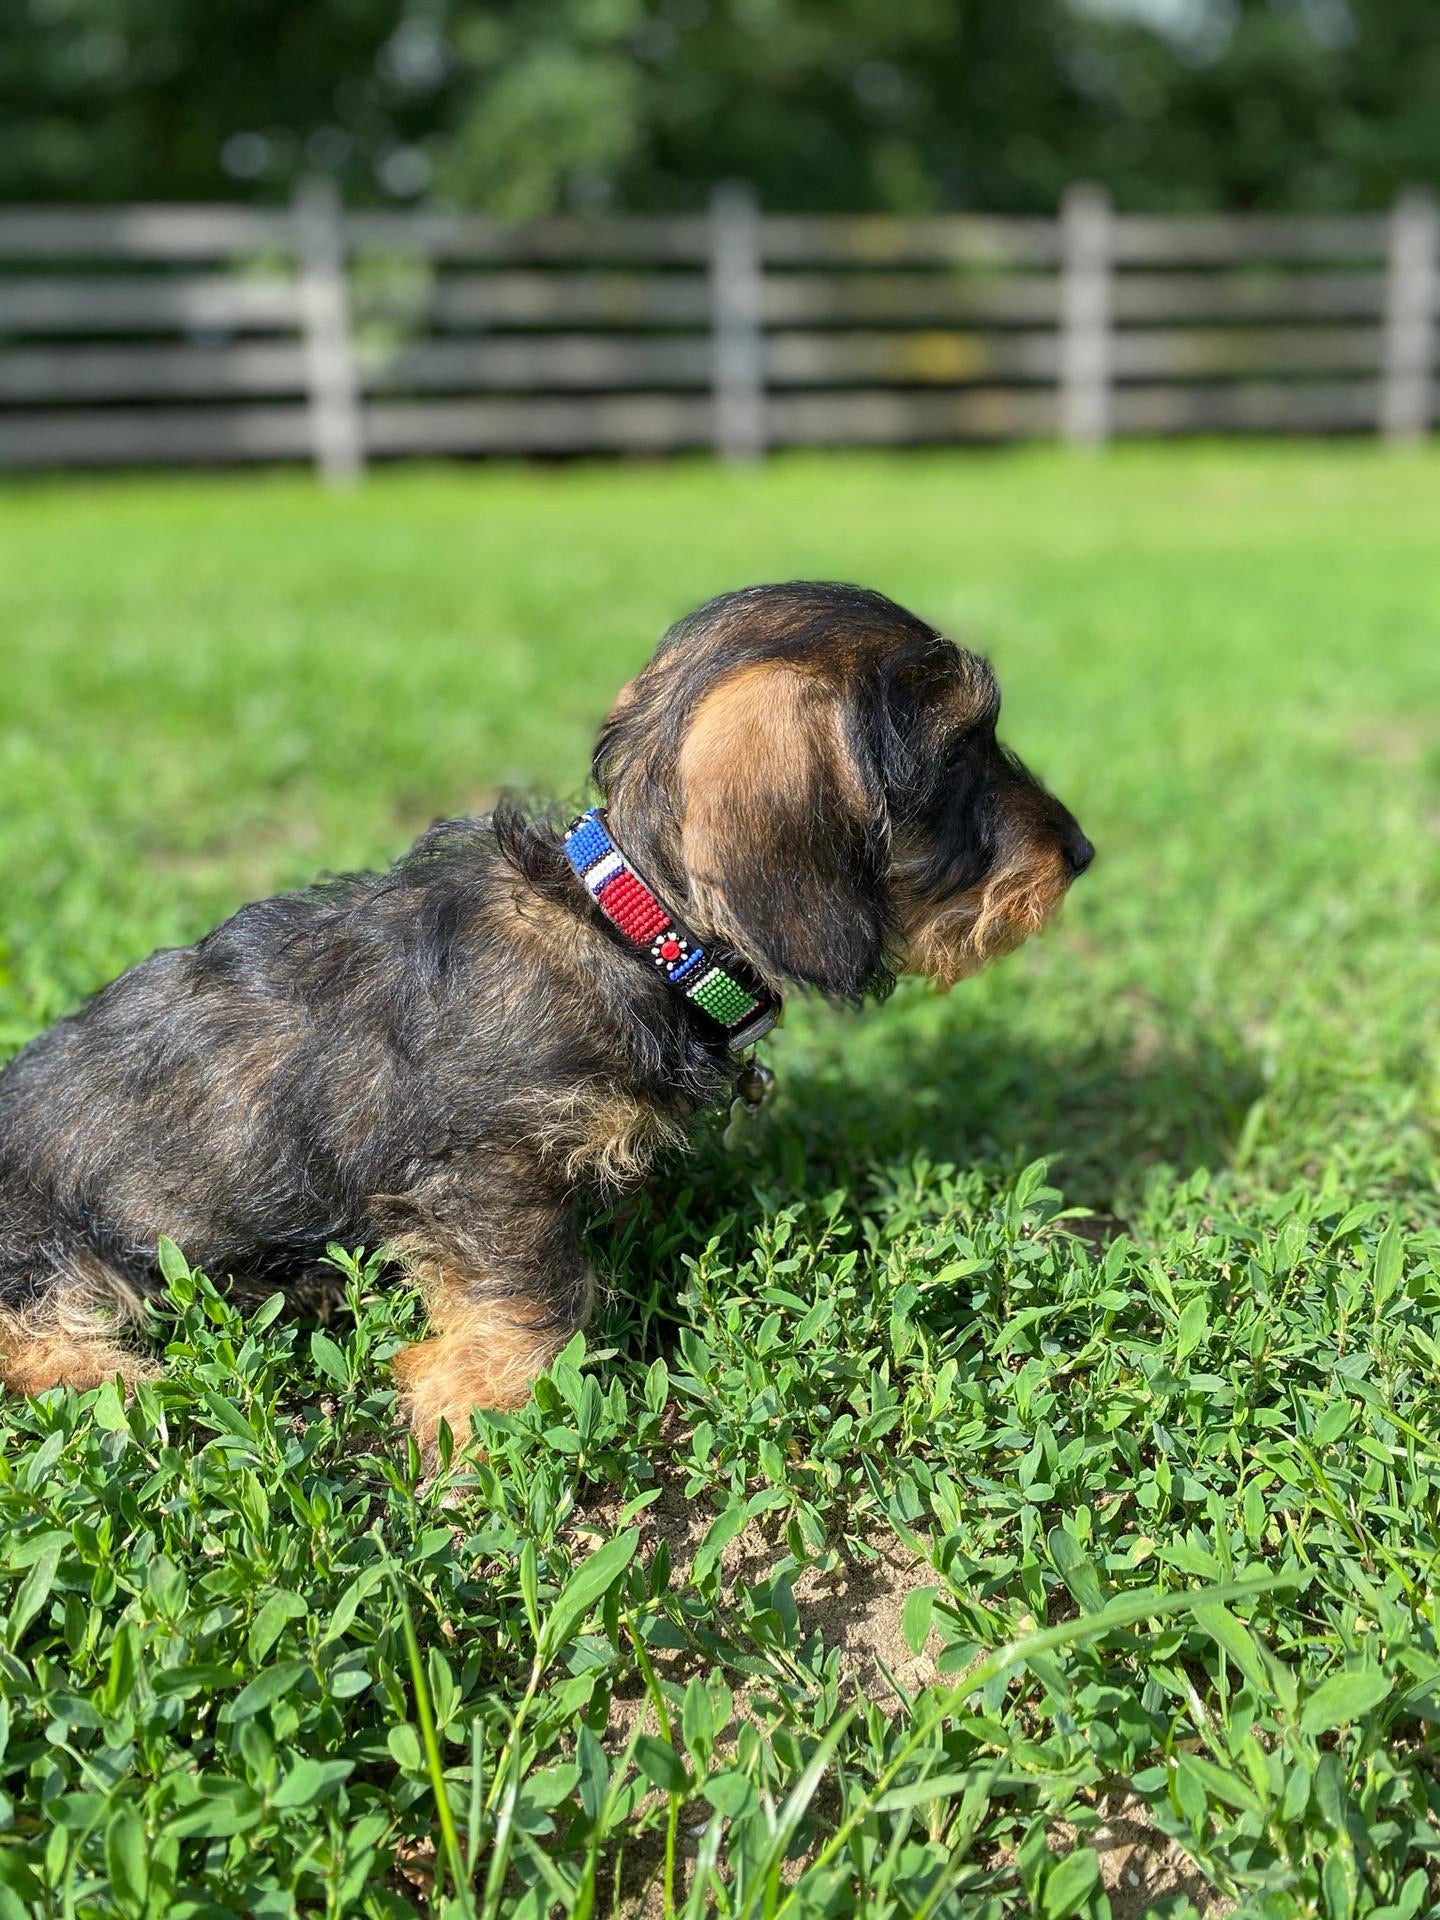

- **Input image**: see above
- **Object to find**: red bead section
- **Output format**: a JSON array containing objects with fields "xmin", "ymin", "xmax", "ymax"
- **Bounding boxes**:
[{"xmin": 596, "ymin": 871, "xmax": 670, "ymax": 946}]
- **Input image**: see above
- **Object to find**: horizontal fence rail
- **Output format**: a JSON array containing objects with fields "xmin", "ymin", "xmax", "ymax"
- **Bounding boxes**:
[{"xmin": 0, "ymin": 182, "xmax": 1435, "ymax": 476}]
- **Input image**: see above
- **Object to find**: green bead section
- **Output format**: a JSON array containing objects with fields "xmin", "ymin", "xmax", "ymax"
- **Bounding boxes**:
[{"xmin": 688, "ymin": 967, "xmax": 756, "ymax": 1026}]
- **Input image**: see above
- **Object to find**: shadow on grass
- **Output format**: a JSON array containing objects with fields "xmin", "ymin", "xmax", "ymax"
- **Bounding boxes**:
[
  {"xmin": 593, "ymin": 1016, "xmax": 1262, "ymax": 1361},
  {"xmin": 693, "ymin": 1018, "xmax": 1263, "ymax": 1214}
]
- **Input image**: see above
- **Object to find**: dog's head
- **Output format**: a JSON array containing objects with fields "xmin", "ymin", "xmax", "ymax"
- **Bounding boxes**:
[{"xmin": 593, "ymin": 582, "xmax": 1092, "ymax": 999}]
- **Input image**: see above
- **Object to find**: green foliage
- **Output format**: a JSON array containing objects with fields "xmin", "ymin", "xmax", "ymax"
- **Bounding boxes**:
[
  {"xmin": 3, "ymin": 0, "xmax": 1439, "ymax": 212},
  {"xmin": 0, "ymin": 445, "xmax": 1437, "ymax": 1913}
]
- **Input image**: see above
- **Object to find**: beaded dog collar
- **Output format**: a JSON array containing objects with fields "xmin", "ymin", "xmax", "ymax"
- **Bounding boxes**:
[{"xmin": 563, "ymin": 808, "xmax": 781, "ymax": 1053}]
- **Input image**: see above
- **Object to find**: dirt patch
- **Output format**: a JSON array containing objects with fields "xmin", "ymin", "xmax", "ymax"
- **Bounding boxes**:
[
  {"xmin": 600, "ymin": 1482, "xmax": 942, "ymax": 1915},
  {"xmin": 621, "ymin": 1472, "xmax": 941, "ymax": 1701},
  {"xmin": 791, "ymin": 1537, "xmax": 941, "ymax": 1699},
  {"xmin": 1087, "ymin": 1792, "xmax": 1232, "ymax": 1919},
  {"xmin": 995, "ymin": 1794, "xmax": 1230, "ymax": 1920},
  {"xmin": 590, "ymin": 1484, "xmax": 1231, "ymax": 1917}
]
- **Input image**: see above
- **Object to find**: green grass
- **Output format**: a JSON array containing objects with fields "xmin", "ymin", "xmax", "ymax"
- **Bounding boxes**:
[{"xmin": 0, "ymin": 446, "xmax": 1437, "ymax": 1920}]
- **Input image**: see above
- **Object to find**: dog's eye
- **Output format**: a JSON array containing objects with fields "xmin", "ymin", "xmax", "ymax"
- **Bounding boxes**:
[{"xmin": 943, "ymin": 733, "xmax": 984, "ymax": 775}]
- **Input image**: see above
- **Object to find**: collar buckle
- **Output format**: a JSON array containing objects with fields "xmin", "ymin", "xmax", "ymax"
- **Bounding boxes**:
[{"xmin": 726, "ymin": 1002, "xmax": 780, "ymax": 1053}]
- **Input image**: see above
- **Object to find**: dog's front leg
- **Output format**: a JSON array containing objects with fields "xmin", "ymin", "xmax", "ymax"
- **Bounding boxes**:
[{"xmin": 388, "ymin": 1187, "xmax": 593, "ymax": 1458}]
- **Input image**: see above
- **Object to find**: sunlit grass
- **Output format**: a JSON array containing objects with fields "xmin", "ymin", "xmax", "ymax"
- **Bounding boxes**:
[{"xmin": 0, "ymin": 446, "xmax": 1436, "ymax": 1916}]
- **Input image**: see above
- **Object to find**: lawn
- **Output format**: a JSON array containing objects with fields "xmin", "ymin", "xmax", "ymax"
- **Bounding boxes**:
[{"xmin": 0, "ymin": 445, "xmax": 1437, "ymax": 1920}]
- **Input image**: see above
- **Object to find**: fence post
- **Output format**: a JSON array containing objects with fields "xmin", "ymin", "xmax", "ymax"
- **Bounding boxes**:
[
  {"xmin": 710, "ymin": 181, "xmax": 765, "ymax": 463},
  {"xmin": 294, "ymin": 175, "xmax": 364, "ymax": 484},
  {"xmin": 1381, "ymin": 185, "xmax": 1437, "ymax": 446},
  {"xmin": 1059, "ymin": 183, "xmax": 1112, "ymax": 448}
]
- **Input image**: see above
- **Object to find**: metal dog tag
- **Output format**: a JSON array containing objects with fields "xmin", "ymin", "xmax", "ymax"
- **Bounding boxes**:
[{"xmin": 723, "ymin": 1057, "xmax": 776, "ymax": 1148}]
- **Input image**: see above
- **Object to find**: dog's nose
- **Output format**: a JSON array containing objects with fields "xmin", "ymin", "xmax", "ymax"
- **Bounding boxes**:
[{"xmin": 1063, "ymin": 828, "xmax": 1095, "ymax": 877}]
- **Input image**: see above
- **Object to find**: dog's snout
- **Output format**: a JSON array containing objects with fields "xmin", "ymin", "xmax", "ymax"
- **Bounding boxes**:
[{"xmin": 1063, "ymin": 827, "xmax": 1095, "ymax": 877}]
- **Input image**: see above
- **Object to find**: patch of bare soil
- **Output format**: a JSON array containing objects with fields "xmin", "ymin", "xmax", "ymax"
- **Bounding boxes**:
[
  {"xmin": 988, "ymin": 1794, "xmax": 1231, "ymax": 1920},
  {"xmin": 619, "ymin": 1471, "xmax": 942, "ymax": 1698},
  {"xmin": 592, "ymin": 1481, "xmax": 1232, "ymax": 1919},
  {"xmin": 603, "ymin": 1480, "xmax": 942, "ymax": 1915},
  {"xmin": 791, "ymin": 1539, "xmax": 941, "ymax": 1700},
  {"xmin": 1081, "ymin": 1792, "xmax": 1232, "ymax": 1919}
]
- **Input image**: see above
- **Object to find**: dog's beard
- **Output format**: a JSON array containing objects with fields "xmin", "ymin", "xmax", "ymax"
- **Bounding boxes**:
[{"xmin": 899, "ymin": 845, "xmax": 1070, "ymax": 989}]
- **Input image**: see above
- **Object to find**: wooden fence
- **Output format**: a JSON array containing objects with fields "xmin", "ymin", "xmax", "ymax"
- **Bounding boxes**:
[{"xmin": 0, "ymin": 181, "xmax": 1435, "ymax": 478}]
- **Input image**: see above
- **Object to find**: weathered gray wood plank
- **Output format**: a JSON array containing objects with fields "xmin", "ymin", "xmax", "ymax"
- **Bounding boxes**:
[
  {"xmin": 1113, "ymin": 270, "xmax": 1387, "ymax": 321},
  {"xmin": 0, "ymin": 342, "xmax": 308, "ymax": 401},
  {"xmin": 0, "ymin": 406, "xmax": 313, "ymax": 466},
  {"xmin": 0, "ymin": 276, "xmax": 302, "ymax": 335},
  {"xmin": 347, "ymin": 211, "xmax": 712, "ymax": 261},
  {"xmin": 0, "ymin": 206, "xmax": 295, "ymax": 258},
  {"xmin": 762, "ymin": 273, "xmax": 1058, "ymax": 325},
  {"xmin": 1112, "ymin": 325, "xmax": 1381, "ymax": 378},
  {"xmin": 1113, "ymin": 381, "xmax": 1379, "ymax": 433},
  {"xmin": 359, "ymin": 334, "xmax": 712, "ymax": 391},
  {"xmin": 363, "ymin": 393, "xmax": 713, "ymax": 453},
  {"xmin": 759, "ymin": 214, "xmax": 1061, "ymax": 266},
  {"xmin": 1113, "ymin": 215, "xmax": 1386, "ymax": 264},
  {"xmin": 381, "ymin": 273, "xmax": 714, "ymax": 328},
  {"xmin": 766, "ymin": 329, "xmax": 1057, "ymax": 382},
  {"xmin": 766, "ymin": 387, "xmax": 1054, "ymax": 443}
]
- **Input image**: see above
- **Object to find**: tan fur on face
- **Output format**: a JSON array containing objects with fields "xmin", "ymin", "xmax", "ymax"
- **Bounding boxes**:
[
  {"xmin": 0, "ymin": 1252, "xmax": 155, "ymax": 1397},
  {"xmin": 900, "ymin": 842, "xmax": 1071, "ymax": 988},
  {"xmin": 391, "ymin": 1261, "xmax": 593, "ymax": 1447},
  {"xmin": 679, "ymin": 661, "xmax": 810, "ymax": 837},
  {"xmin": 677, "ymin": 659, "xmax": 864, "ymax": 957}
]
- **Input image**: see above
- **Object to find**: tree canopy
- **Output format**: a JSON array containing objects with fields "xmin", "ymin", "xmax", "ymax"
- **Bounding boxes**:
[{"xmin": 3, "ymin": 0, "xmax": 1436, "ymax": 212}]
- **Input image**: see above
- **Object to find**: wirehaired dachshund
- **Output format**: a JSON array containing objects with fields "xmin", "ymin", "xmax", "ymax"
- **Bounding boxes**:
[{"xmin": 0, "ymin": 582, "xmax": 1092, "ymax": 1451}]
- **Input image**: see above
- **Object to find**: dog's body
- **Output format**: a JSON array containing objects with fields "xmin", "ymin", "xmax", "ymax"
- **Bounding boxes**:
[
  {"xmin": 0, "ymin": 812, "xmax": 718, "ymax": 1429},
  {"xmin": 0, "ymin": 583, "xmax": 1091, "ymax": 1444}
]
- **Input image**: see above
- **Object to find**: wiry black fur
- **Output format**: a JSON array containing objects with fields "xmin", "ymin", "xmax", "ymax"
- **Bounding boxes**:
[
  {"xmin": 0, "ymin": 808, "xmax": 724, "ymax": 1299},
  {"xmin": 0, "ymin": 581, "xmax": 1091, "ymax": 1438}
]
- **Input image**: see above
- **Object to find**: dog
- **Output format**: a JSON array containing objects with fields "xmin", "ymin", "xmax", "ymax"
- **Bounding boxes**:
[{"xmin": 0, "ymin": 582, "xmax": 1092, "ymax": 1450}]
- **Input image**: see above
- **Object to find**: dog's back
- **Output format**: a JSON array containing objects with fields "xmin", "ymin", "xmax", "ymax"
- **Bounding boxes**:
[{"xmin": 0, "ymin": 821, "xmax": 512, "ymax": 1318}]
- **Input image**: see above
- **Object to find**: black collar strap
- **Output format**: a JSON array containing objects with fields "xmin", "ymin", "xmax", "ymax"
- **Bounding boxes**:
[{"xmin": 563, "ymin": 808, "xmax": 781, "ymax": 1052}]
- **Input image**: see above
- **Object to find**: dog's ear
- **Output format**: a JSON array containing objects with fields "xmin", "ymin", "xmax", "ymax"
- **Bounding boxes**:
[
  {"xmin": 677, "ymin": 662, "xmax": 892, "ymax": 997},
  {"xmin": 591, "ymin": 677, "xmax": 636, "ymax": 782}
]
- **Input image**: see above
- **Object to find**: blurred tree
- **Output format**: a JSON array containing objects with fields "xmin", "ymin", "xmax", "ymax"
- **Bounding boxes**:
[{"xmin": 1, "ymin": 0, "xmax": 1436, "ymax": 211}]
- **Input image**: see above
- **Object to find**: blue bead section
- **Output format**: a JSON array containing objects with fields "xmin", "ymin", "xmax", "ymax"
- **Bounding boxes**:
[
  {"xmin": 668, "ymin": 946, "xmax": 706, "ymax": 984},
  {"xmin": 565, "ymin": 812, "xmax": 613, "ymax": 876}
]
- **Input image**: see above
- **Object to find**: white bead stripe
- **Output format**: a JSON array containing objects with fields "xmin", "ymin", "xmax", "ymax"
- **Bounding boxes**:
[{"xmin": 582, "ymin": 850, "xmax": 624, "ymax": 894}]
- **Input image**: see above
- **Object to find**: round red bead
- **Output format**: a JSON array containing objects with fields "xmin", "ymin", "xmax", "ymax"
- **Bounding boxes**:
[{"xmin": 659, "ymin": 937, "xmax": 681, "ymax": 961}]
